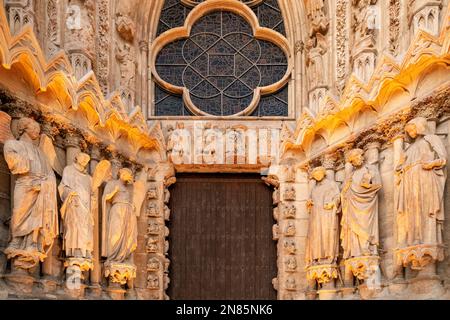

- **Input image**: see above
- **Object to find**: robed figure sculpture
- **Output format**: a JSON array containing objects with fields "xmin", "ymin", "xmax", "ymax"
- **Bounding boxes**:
[
  {"xmin": 305, "ymin": 166, "xmax": 341, "ymax": 266},
  {"xmin": 3, "ymin": 117, "xmax": 62, "ymax": 270},
  {"xmin": 58, "ymin": 152, "xmax": 111, "ymax": 275},
  {"xmin": 341, "ymin": 148, "xmax": 382, "ymax": 259},
  {"xmin": 395, "ymin": 117, "xmax": 446, "ymax": 270},
  {"xmin": 101, "ymin": 167, "xmax": 147, "ymax": 284}
]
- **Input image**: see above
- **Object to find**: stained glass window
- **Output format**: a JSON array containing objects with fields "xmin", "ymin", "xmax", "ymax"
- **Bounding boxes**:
[{"xmin": 154, "ymin": 0, "xmax": 288, "ymax": 117}]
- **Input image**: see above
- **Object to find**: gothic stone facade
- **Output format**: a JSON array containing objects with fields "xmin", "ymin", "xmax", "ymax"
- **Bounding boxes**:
[{"xmin": 0, "ymin": 0, "xmax": 449, "ymax": 300}]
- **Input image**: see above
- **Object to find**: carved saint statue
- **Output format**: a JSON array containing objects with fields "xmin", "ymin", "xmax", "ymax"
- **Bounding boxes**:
[
  {"xmin": 305, "ymin": 167, "xmax": 341, "ymax": 266},
  {"xmin": 341, "ymin": 148, "xmax": 381, "ymax": 259},
  {"xmin": 59, "ymin": 152, "xmax": 93, "ymax": 259},
  {"xmin": 3, "ymin": 118, "xmax": 60, "ymax": 269},
  {"xmin": 58, "ymin": 152, "xmax": 111, "ymax": 264},
  {"xmin": 305, "ymin": 0, "xmax": 329, "ymax": 36},
  {"xmin": 102, "ymin": 168, "xmax": 147, "ymax": 283},
  {"xmin": 115, "ymin": 42, "xmax": 136, "ymax": 89},
  {"xmin": 396, "ymin": 117, "xmax": 446, "ymax": 249},
  {"xmin": 305, "ymin": 35, "xmax": 327, "ymax": 88}
]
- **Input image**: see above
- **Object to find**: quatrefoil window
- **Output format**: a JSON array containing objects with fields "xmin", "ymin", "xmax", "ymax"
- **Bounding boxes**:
[{"xmin": 152, "ymin": 1, "xmax": 291, "ymax": 117}]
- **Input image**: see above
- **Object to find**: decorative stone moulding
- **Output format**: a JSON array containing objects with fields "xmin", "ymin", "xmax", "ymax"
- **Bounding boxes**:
[
  {"xmin": 283, "ymin": 187, "xmax": 296, "ymax": 201},
  {"xmin": 104, "ymin": 262, "xmax": 137, "ymax": 285},
  {"xmin": 285, "ymin": 277, "xmax": 297, "ymax": 291},
  {"xmin": 283, "ymin": 204, "xmax": 296, "ymax": 219},
  {"xmin": 147, "ymin": 203, "xmax": 160, "ymax": 217},
  {"xmin": 147, "ymin": 188, "xmax": 158, "ymax": 199},
  {"xmin": 395, "ymin": 244, "xmax": 445, "ymax": 270},
  {"xmin": 150, "ymin": 0, "xmax": 293, "ymax": 117},
  {"xmin": 282, "ymin": 4, "xmax": 450, "ymax": 162},
  {"xmin": 409, "ymin": 0, "xmax": 442, "ymax": 36},
  {"xmin": 285, "ymin": 256, "xmax": 298, "ymax": 272},
  {"xmin": 306, "ymin": 264, "xmax": 339, "ymax": 284},
  {"xmin": 284, "ymin": 239, "xmax": 297, "ymax": 255},
  {"xmin": 0, "ymin": 0, "xmax": 167, "ymax": 164},
  {"xmin": 344, "ymin": 256, "xmax": 380, "ymax": 280}
]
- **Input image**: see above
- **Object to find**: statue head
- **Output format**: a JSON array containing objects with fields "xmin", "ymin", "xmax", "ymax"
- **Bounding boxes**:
[
  {"xmin": 74, "ymin": 152, "xmax": 91, "ymax": 170},
  {"xmin": 17, "ymin": 117, "xmax": 40, "ymax": 140},
  {"xmin": 346, "ymin": 148, "xmax": 365, "ymax": 167},
  {"xmin": 119, "ymin": 168, "xmax": 133, "ymax": 184},
  {"xmin": 311, "ymin": 166, "xmax": 326, "ymax": 182},
  {"xmin": 405, "ymin": 117, "xmax": 428, "ymax": 139}
]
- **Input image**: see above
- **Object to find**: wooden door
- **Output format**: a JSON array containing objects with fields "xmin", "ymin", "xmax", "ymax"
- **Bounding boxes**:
[{"xmin": 168, "ymin": 173, "xmax": 277, "ymax": 300}]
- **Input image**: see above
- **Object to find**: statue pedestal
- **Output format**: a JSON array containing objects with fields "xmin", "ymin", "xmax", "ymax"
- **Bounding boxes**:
[
  {"xmin": 4, "ymin": 270, "xmax": 35, "ymax": 295},
  {"xmin": 106, "ymin": 283, "xmax": 126, "ymax": 300}
]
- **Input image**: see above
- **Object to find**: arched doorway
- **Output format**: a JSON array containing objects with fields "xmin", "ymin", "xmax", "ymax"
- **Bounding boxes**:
[{"xmin": 168, "ymin": 173, "xmax": 276, "ymax": 300}]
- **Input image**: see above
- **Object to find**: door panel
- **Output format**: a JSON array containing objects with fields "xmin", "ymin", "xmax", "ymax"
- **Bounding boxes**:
[{"xmin": 168, "ymin": 173, "xmax": 277, "ymax": 300}]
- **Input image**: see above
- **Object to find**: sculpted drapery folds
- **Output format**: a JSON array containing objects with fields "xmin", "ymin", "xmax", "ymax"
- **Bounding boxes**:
[
  {"xmin": 305, "ymin": 167, "xmax": 341, "ymax": 266},
  {"xmin": 102, "ymin": 168, "xmax": 147, "ymax": 284},
  {"xmin": 395, "ymin": 117, "xmax": 447, "ymax": 261},
  {"xmin": 59, "ymin": 152, "xmax": 93, "ymax": 260},
  {"xmin": 3, "ymin": 118, "xmax": 59, "ymax": 270},
  {"xmin": 58, "ymin": 152, "xmax": 111, "ymax": 267},
  {"xmin": 341, "ymin": 148, "xmax": 381, "ymax": 259}
]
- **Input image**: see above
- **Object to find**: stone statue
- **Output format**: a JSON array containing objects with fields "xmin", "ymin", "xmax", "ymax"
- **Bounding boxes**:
[
  {"xmin": 395, "ymin": 117, "xmax": 446, "ymax": 266},
  {"xmin": 58, "ymin": 152, "xmax": 111, "ymax": 271},
  {"xmin": 115, "ymin": 42, "xmax": 136, "ymax": 89},
  {"xmin": 102, "ymin": 167, "xmax": 147, "ymax": 284},
  {"xmin": 305, "ymin": 0, "xmax": 329, "ymax": 36},
  {"xmin": 3, "ymin": 118, "xmax": 59, "ymax": 270},
  {"xmin": 305, "ymin": 35, "xmax": 327, "ymax": 88},
  {"xmin": 341, "ymin": 148, "xmax": 381, "ymax": 259},
  {"xmin": 352, "ymin": 0, "xmax": 378, "ymax": 44},
  {"xmin": 305, "ymin": 166, "xmax": 341, "ymax": 266}
]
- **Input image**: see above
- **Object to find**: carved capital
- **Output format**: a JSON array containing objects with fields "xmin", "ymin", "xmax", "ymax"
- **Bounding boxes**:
[
  {"xmin": 306, "ymin": 264, "xmax": 339, "ymax": 284},
  {"xmin": 64, "ymin": 257, "xmax": 94, "ymax": 272},
  {"xmin": 322, "ymin": 153, "xmax": 338, "ymax": 170},
  {"xmin": 344, "ymin": 256, "xmax": 380, "ymax": 280},
  {"xmin": 90, "ymin": 145, "xmax": 101, "ymax": 162},
  {"xmin": 395, "ymin": 244, "xmax": 445, "ymax": 271},
  {"xmin": 41, "ymin": 122, "xmax": 59, "ymax": 140},
  {"xmin": 104, "ymin": 262, "xmax": 137, "ymax": 285},
  {"xmin": 65, "ymin": 131, "xmax": 82, "ymax": 149}
]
